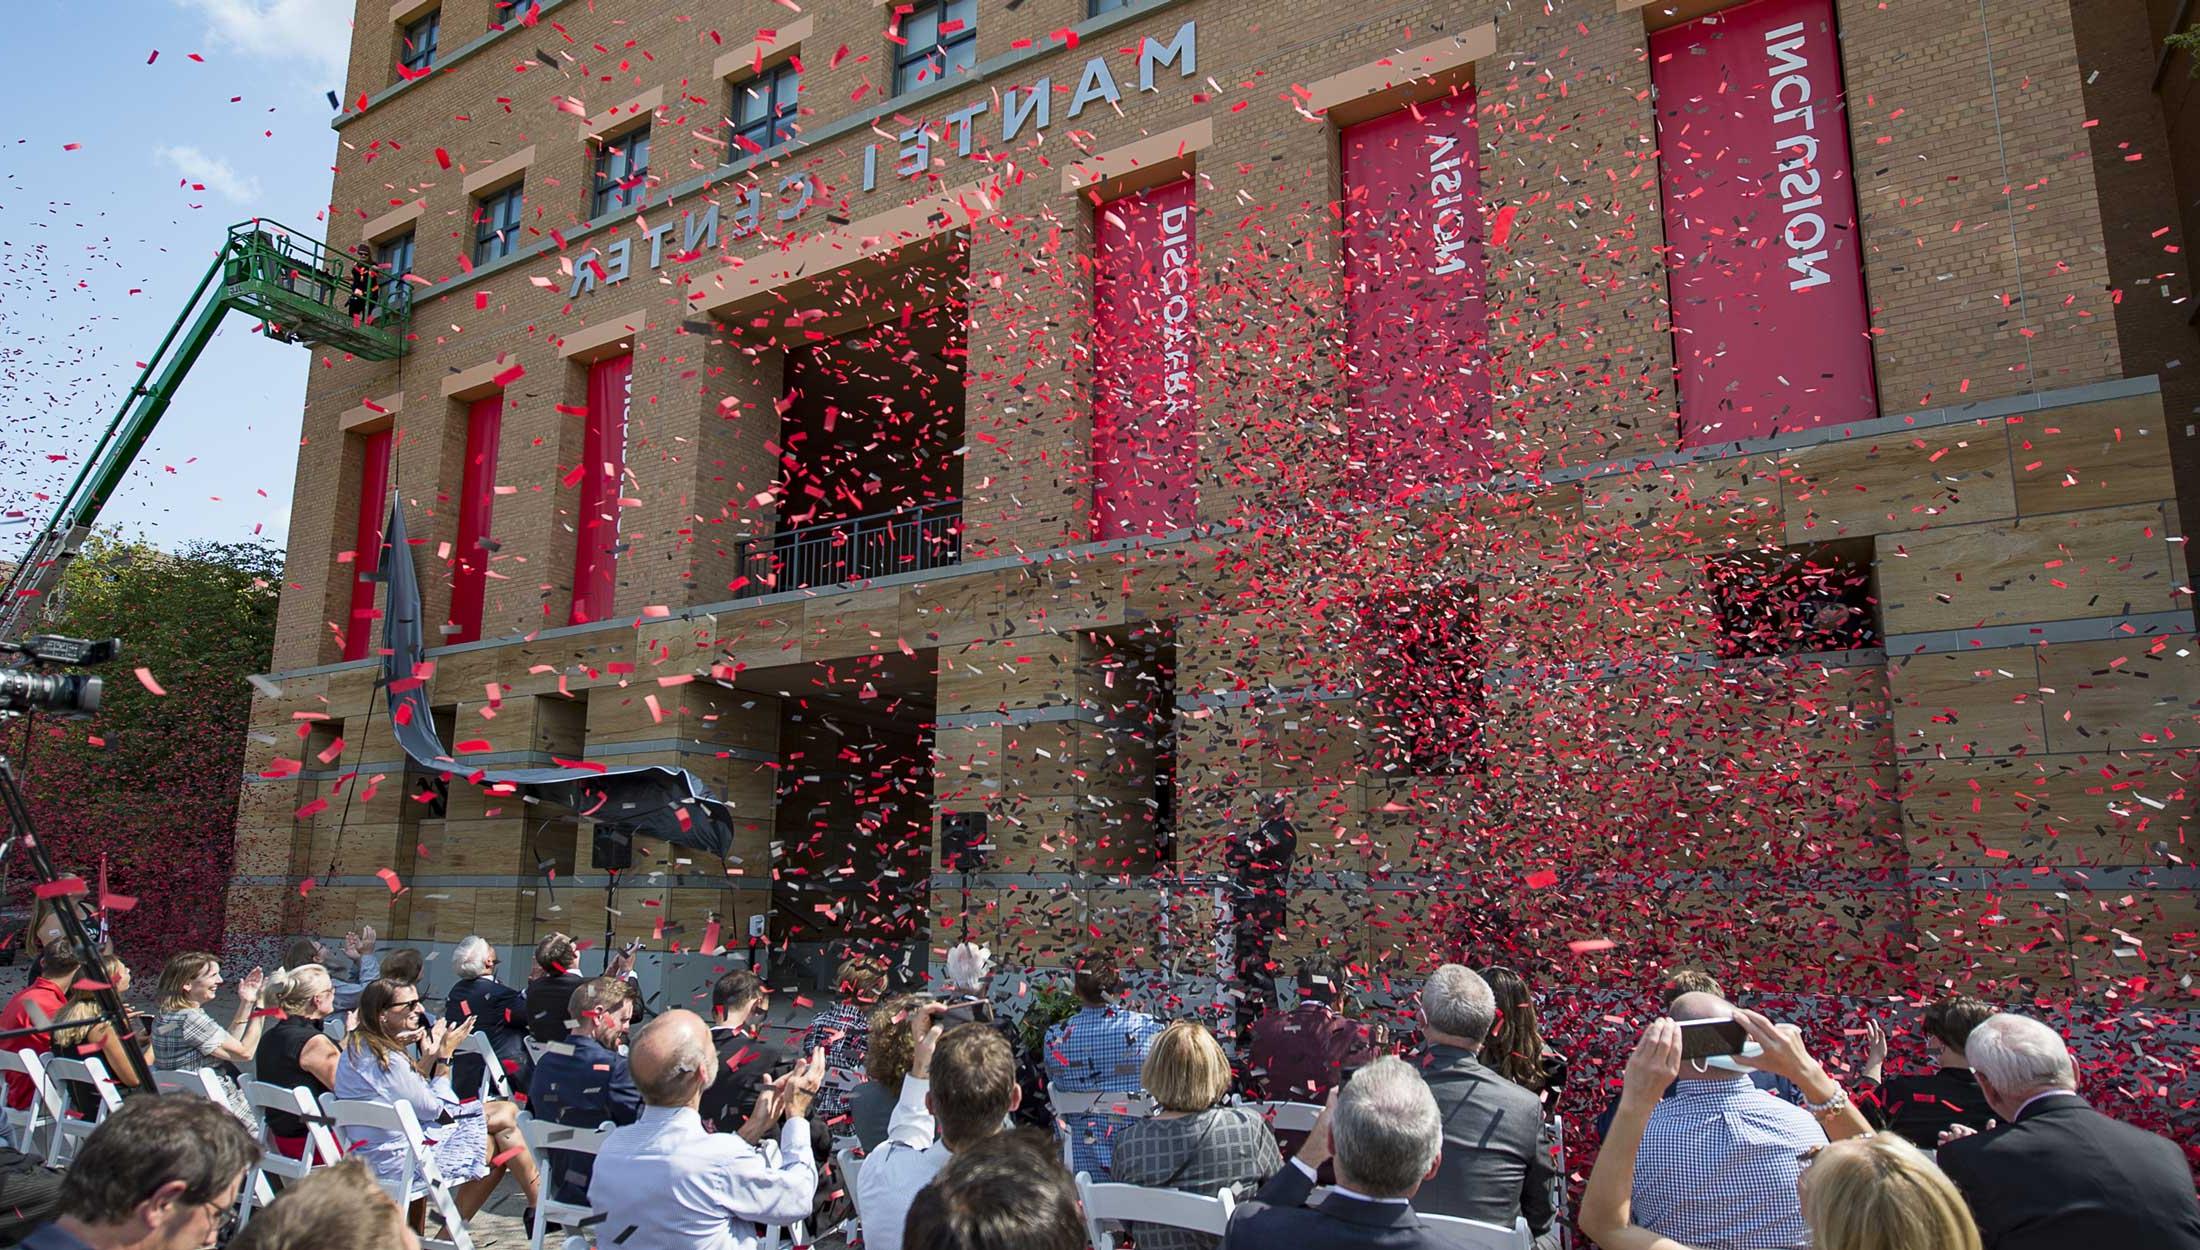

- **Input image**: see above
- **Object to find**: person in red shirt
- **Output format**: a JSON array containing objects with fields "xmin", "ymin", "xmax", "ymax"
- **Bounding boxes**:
[
  {"xmin": 1, "ymin": 940, "xmax": 83, "ymax": 1109},
  {"xmin": 1245, "ymin": 951, "xmax": 1379, "ymax": 1105}
]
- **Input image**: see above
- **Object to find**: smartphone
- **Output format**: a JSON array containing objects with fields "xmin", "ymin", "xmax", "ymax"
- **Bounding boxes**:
[
  {"xmin": 939, "ymin": 996, "xmax": 988, "ymax": 1025},
  {"xmin": 1678, "ymin": 1017, "xmax": 1749, "ymax": 1061}
]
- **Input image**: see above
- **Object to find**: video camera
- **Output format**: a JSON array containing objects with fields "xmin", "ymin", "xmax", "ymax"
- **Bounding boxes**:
[{"xmin": 0, "ymin": 635, "xmax": 120, "ymax": 716}]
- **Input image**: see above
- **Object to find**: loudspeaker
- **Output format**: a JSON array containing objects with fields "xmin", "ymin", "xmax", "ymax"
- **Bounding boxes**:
[
  {"xmin": 590, "ymin": 823, "xmax": 635, "ymax": 872},
  {"xmin": 940, "ymin": 810, "xmax": 990, "ymax": 873}
]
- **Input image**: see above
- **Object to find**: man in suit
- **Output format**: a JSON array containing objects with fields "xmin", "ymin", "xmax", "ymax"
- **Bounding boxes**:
[
  {"xmin": 1938, "ymin": 1013, "xmax": 2200, "ymax": 1250},
  {"xmin": 527, "ymin": 976, "xmax": 644, "ymax": 1205},
  {"xmin": 700, "ymin": 969, "xmax": 793, "ymax": 1133},
  {"xmin": 446, "ymin": 935, "xmax": 532, "ymax": 1099},
  {"xmin": 1222, "ymin": 1055, "xmax": 1457, "ymax": 1250},
  {"xmin": 1409, "ymin": 965, "xmax": 1555, "ymax": 1242}
]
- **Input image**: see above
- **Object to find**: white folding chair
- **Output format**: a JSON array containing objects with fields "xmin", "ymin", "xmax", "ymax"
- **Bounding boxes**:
[
  {"xmin": 835, "ymin": 1142, "xmax": 865, "ymax": 1239},
  {"xmin": 1049, "ymin": 1083, "xmax": 1157, "ymax": 1174},
  {"xmin": 1547, "ymin": 1114, "xmax": 1572, "ymax": 1250},
  {"xmin": 1420, "ymin": 1212, "xmax": 1535, "ymax": 1250},
  {"xmin": 1074, "ymin": 1172, "xmax": 1236, "ymax": 1250},
  {"xmin": 459, "ymin": 1031, "xmax": 512, "ymax": 1102},
  {"xmin": 41, "ymin": 1055, "xmax": 121, "ymax": 1167},
  {"xmin": 322, "ymin": 1094, "xmax": 476, "ymax": 1250},
  {"xmin": 516, "ymin": 1112, "xmax": 612, "ymax": 1250},
  {"xmin": 236, "ymin": 1082, "xmax": 343, "ymax": 1226},
  {"xmin": 1240, "ymin": 1099, "xmax": 1324, "ymax": 1133},
  {"xmin": 151, "ymin": 1066, "xmax": 229, "ymax": 1102},
  {"xmin": 0, "ymin": 1048, "xmax": 63, "ymax": 1159},
  {"xmin": 522, "ymin": 1037, "xmax": 549, "ymax": 1066}
]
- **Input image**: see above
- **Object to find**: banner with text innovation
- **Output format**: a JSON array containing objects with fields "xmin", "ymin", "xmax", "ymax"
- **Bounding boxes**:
[
  {"xmin": 1092, "ymin": 177, "xmax": 1199, "ymax": 540},
  {"xmin": 1341, "ymin": 89, "xmax": 1490, "ymax": 493},
  {"xmin": 570, "ymin": 353, "xmax": 631, "ymax": 625},
  {"xmin": 1653, "ymin": 0, "xmax": 1877, "ymax": 443}
]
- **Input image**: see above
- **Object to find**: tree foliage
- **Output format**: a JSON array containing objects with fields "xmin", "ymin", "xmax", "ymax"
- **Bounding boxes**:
[{"xmin": 12, "ymin": 537, "xmax": 280, "ymax": 967}]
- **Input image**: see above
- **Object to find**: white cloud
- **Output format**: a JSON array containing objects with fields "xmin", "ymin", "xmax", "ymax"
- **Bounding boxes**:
[
  {"xmin": 175, "ymin": 0, "xmax": 353, "ymax": 83},
  {"xmin": 156, "ymin": 145, "xmax": 264, "ymax": 204}
]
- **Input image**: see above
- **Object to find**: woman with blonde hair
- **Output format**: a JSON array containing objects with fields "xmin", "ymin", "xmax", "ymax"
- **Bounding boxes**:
[
  {"xmin": 1110, "ymin": 1020, "xmax": 1284, "ymax": 1250},
  {"xmin": 50, "ymin": 954, "xmax": 146, "ymax": 1114},
  {"xmin": 254, "ymin": 963, "xmax": 342, "ymax": 1160},
  {"xmin": 150, "ymin": 950, "xmax": 263, "ymax": 1119}
]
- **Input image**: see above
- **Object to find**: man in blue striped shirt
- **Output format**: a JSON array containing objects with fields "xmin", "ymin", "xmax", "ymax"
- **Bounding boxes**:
[
  {"xmin": 1630, "ymin": 993, "xmax": 1826, "ymax": 1250},
  {"xmin": 1044, "ymin": 951, "xmax": 1162, "ymax": 1179}
]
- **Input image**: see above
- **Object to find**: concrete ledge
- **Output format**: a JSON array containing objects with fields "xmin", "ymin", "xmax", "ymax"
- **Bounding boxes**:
[
  {"xmin": 1061, "ymin": 118, "xmax": 1212, "ymax": 195},
  {"xmin": 462, "ymin": 145, "xmax": 536, "ymax": 197},
  {"xmin": 1305, "ymin": 25, "xmax": 1495, "ymax": 123},
  {"xmin": 687, "ymin": 180, "xmax": 1003, "ymax": 317},
  {"xmin": 359, "ymin": 198, "xmax": 426, "ymax": 245},
  {"xmin": 714, "ymin": 18, "xmax": 813, "ymax": 81},
  {"xmin": 338, "ymin": 389, "xmax": 405, "ymax": 434},
  {"xmin": 581, "ymin": 86, "xmax": 664, "ymax": 141},
  {"xmin": 440, "ymin": 355, "xmax": 524, "ymax": 401},
  {"xmin": 554, "ymin": 309, "xmax": 649, "ymax": 361}
]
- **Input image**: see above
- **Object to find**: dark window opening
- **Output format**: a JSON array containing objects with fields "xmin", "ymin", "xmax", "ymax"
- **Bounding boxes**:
[
  {"xmin": 1089, "ymin": 0, "xmax": 1134, "ymax": 14},
  {"xmin": 893, "ymin": 0, "xmax": 977, "ymax": 96},
  {"xmin": 1707, "ymin": 539, "xmax": 1881, "ymax": 659},
  {"xmin": 399, "ymin": 10, "xmax": 440, "ymax": 73},
  {"xmin": 1356, "ymin": 587, "xmax": 1483, "ymax": 776},
  {"xmin": 731, "ymin": 63, "xmax": 800, "ymax": 157},
  {"xmin": 373, "ymin": 231, "xmax": 416, "ymax": 313},
  {"xmin": 473, "ymin": 183, "xmax": 524, "ymax": 264},
  {"xmin": 590, "ymin": 126, "xmax": 651, "ymax": 218}
]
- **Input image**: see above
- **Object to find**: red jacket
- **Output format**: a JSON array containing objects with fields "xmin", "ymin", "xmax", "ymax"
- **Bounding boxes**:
[
  {"xmin": 0, "ymin": 978, "xmax": 70, "ymax": 1110},
  {"xmin": 1246, "ymin": 1002, "xmax": 1377, "ymax": 1102}
]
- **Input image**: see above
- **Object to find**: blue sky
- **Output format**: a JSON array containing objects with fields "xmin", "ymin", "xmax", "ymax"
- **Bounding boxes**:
[{"xmin": 0, "ymin": 0, "xmax": 354, "ymax": 559}]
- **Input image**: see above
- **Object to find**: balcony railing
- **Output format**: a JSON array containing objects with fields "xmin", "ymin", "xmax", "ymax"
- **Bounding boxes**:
[{"xmin": 734, "ymin": 499, "xmax": 962, "ymax": 597}]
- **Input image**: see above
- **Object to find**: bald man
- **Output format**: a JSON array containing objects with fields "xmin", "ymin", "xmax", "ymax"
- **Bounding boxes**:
[
  {"xmin": 588, "ymin": 1009, "xmax": 826, "ymax": 1250},
  {"xmin": 1627, "ymin": 993, "xmax": 1826, "ymax": 1250}
]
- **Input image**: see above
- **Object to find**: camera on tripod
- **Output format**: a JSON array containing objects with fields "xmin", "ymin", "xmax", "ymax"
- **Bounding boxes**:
[{"xmin": 0, "ymin": 635, "xmax": 120, "ymax": 716}]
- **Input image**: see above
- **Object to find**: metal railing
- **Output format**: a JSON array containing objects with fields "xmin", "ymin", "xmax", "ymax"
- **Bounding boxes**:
[
  {"xmin": 221, "ymin": 221, "xmax": 410, "ymax": 358},
  {"xmin": 734, "ymin": 500, "xmax": 962, "ymax": 597}
]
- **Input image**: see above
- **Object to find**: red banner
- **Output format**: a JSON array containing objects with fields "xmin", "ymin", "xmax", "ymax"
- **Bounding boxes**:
[
  {"xmin": 1341, "ymin": 90, "xmax": 1489, "ymax": 492},
  {"xmin": 571, "ymin": 354, "xmax": 631, "ymax": 625},
  {"xmin": 447, "ymin": 394, "xmax": 503, "ymax": 644},
  {"xmin": 1091, "ymin": 176, "xmax": 1198, "ymax": 540},
  {"xmin": 342, "ymin": 427, "xmax": 392, "ymax": 661},
  {"xmin": 1653, "ymin": 0, "xmax": 1877, "ymax": 443}
]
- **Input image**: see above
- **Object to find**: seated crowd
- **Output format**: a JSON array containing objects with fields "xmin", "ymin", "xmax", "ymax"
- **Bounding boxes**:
[{"xmin": 0, "ymin": 928, "xmax": 2194, "ymax": 1250}]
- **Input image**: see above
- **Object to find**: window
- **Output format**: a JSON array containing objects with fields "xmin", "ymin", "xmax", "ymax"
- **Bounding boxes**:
[
  {"xmin": 373, "ymin": 231, "xmax": 415, "ymax": 313},
  {"xmin": 488, "ymin": 0, "xmax": 528, "ymax": 29},
  {"xmin": 1706, "ymin": 540, "xmax": 1880, "ymax": 659},
  {"xmin": 399, "ymin": 9, "xmax": 440, "ymax": 73},
  {"xmin": 731, "ymin": 63, "xmax": 800, "ymax": 157},
  {"xmin": 590, "ymin": 126, "xmax": 651, "ymax": 217},
  {"xmin": 893, "ymin": 0, "xmax": 977, "ymax": 96},
  {"xmin": 473, "ymin": 183, "xmax": 524, "ymax": 264},
  {"xmin": 1088, "ymin": 0, "xmax": 1134, "ymax": 14}
]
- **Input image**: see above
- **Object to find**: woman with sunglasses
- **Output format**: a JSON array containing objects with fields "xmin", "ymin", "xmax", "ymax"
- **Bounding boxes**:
[
  {"xmin": 332, "ymin": 978, "xmax": 540, "ymax": 1234},
  {"xmin": 1581, "ymin": 1013, "xmax": 1981, "ymax": 1250}
]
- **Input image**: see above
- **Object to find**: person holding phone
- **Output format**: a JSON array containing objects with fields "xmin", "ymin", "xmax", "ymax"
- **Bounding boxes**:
[{"xmin": 1585, "ymin": 994, "xmax": 1871, "ymax": 1250}]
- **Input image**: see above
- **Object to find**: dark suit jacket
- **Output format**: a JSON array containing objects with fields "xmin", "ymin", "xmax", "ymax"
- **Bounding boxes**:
[
  {"xmin": 526, "ymin": 1035, "xmax": 643, "ymax": 1203},
  {"xmin": 1860, "ymin": 1065, "xmax": 1993, "ymax": 1149},
  {"xmin": 525, "ymin": 971, "xmax": 584, "ymax": 1043},
  {"xmin": 1222, "ymin": 1161, "xmax": 1471, "ymax": 1250},
  {"xmin": 1938, "ymin": 1094, "xmax": 2200, "ymax": 1250},
  {"xmin": 1411, "ymin": 1044, "xmax": 1554, "ymax": 1234},
  {"xmin": 699, "ymin": 1025, "xmax": 794, "ymax": 1134},
  {"xmin": 446, "ymin": 974, "xmax": 532, "ymax": 1101}
]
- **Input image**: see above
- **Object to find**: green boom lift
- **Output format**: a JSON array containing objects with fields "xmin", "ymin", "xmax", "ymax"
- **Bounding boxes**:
[{"xmin": 0, "ymin": 221, "xmax": 411, "ymax": 642}]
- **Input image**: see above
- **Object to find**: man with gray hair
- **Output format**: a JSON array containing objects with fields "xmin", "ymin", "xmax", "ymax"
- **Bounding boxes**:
[
  {"xmin": 1411, "ymin": 965, "xmax": 1555, "ymax": 1241},
  {"xmin": 1937, "ymin": 1013, "xmax": 2200, "ymax": 1250},
  {"xmin": 590, "ymin": 1009, "xmax": 828, "ymax": 1250},
  {"xmin": 1222, "ymin": 1055, "xmax": 1458, "ymax": 1250},
  {"xmin": 444, "ymin": 935, "xmax": 532, "ymax": 1100}
]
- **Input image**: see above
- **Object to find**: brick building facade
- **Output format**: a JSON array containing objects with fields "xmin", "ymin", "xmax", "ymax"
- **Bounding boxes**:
[{"xmin": 227, "ymin": 0, "xmax": 2200, "ymax": 1064}]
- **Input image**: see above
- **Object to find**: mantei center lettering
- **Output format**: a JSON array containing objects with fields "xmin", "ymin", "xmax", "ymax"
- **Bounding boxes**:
[{"xmin": 569, "ymin": 20, "xmax": 1199, "ymax": 298}]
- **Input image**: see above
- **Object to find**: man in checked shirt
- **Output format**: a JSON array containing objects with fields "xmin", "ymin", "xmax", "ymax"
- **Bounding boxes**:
[
  {"xmin": 1044, "ymin": 951, "xmax": 1163, "ymax": 1180},
  {"xmin": 798, "ymin": 954, "xmax": 889, "ymax": 1130}
]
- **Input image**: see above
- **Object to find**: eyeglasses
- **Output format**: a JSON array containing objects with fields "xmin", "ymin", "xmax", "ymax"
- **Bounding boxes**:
[{"xmin": 384, "ymin": 998, "xmax": 422, "ymax": 1012}]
